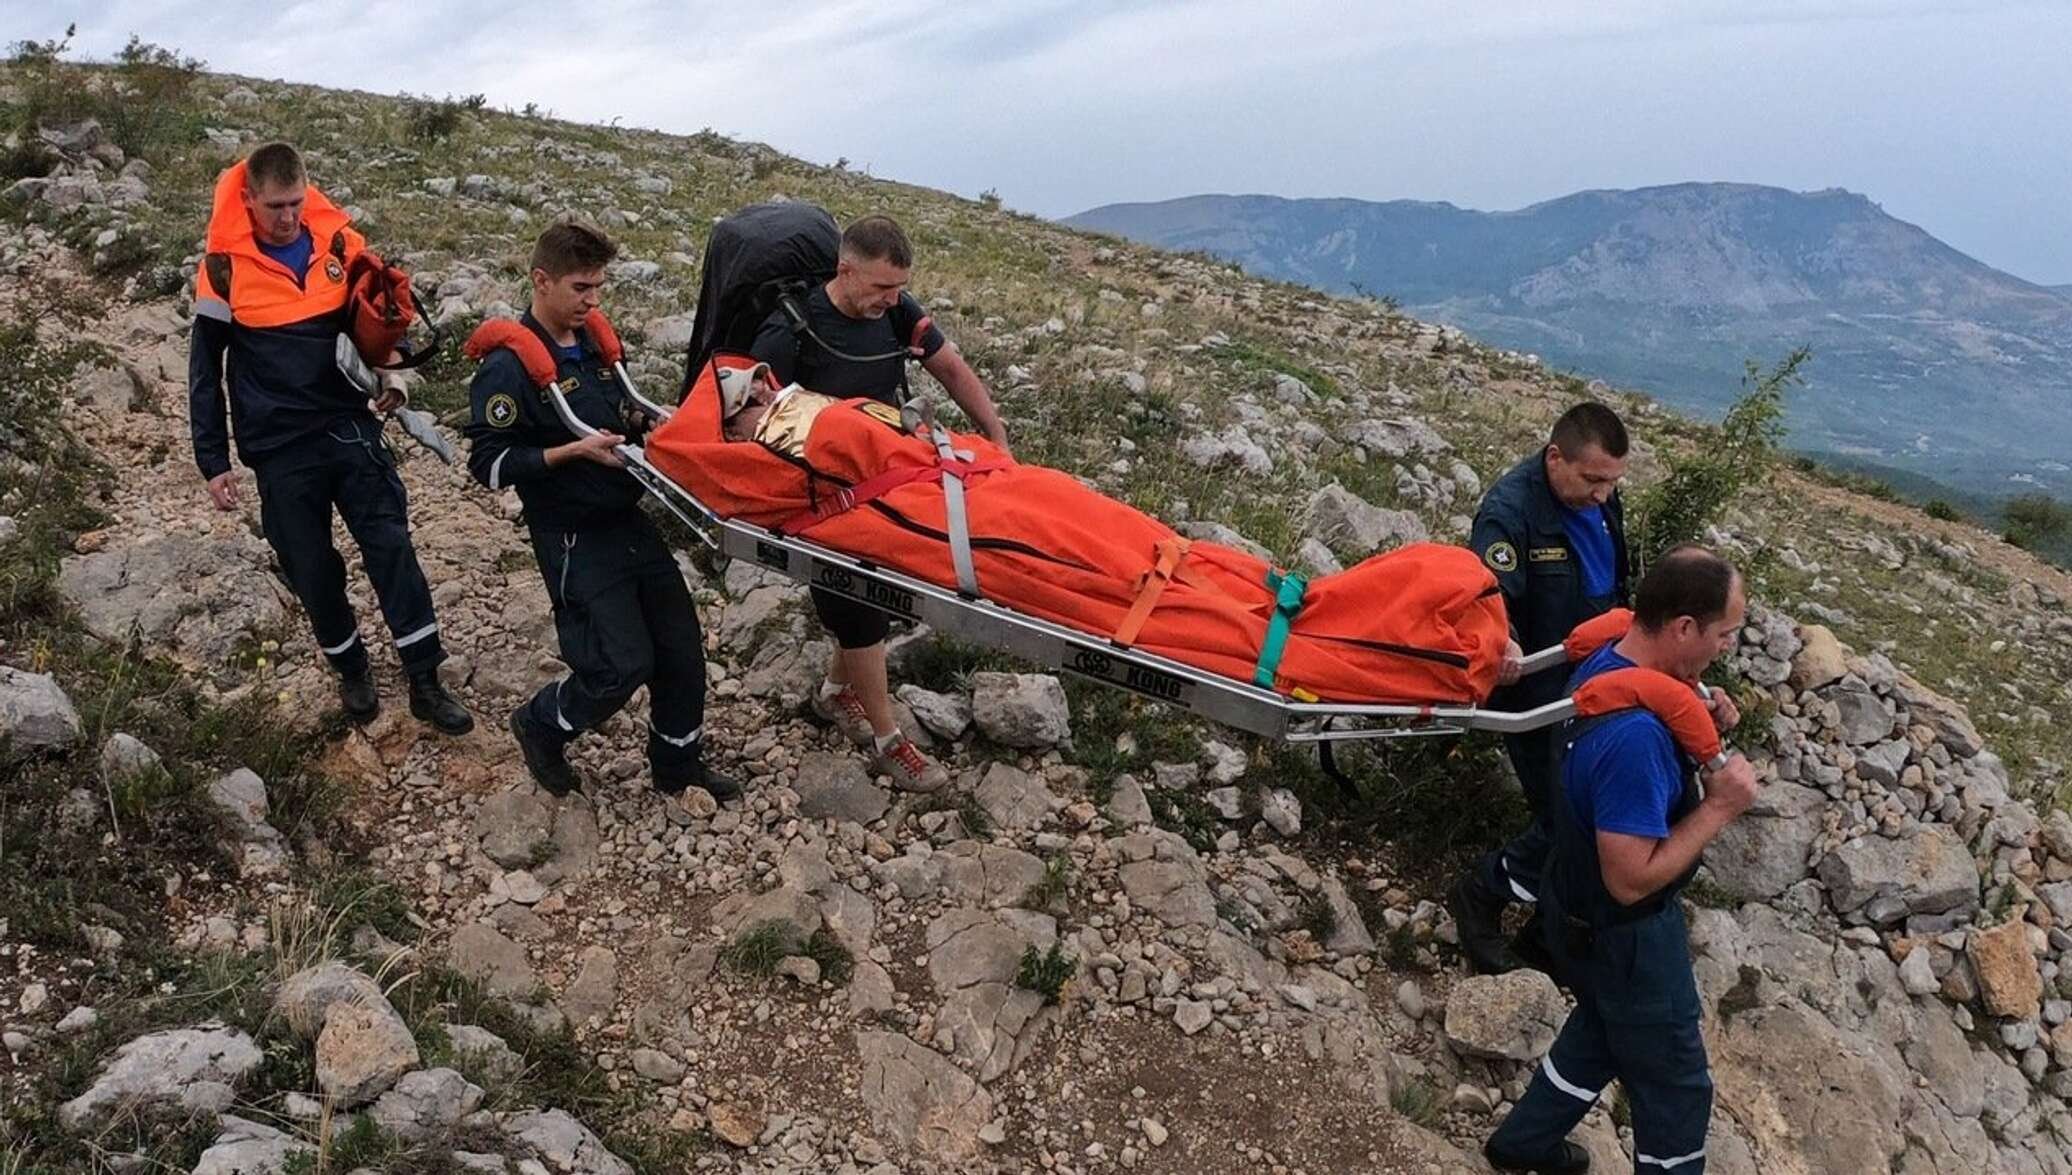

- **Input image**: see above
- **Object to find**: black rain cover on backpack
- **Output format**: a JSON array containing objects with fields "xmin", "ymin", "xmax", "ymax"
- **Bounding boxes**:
[{"xmin": 682, "ymin": 201, "xmax": 840, "ymax": 399}]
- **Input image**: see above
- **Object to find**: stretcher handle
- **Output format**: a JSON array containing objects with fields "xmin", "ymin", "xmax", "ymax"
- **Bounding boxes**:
[{"xmin": 544, "ymin": 378, "xmax": 719, "ymax": 550}]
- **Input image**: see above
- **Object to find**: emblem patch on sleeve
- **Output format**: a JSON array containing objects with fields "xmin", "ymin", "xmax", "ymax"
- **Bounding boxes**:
[
  {"xmin": 485, "ymin": 393, "xmax": 519, "ymax": 428},
  {"xmin": 1483, "ymin": 541, "xmax": 1518, "ymax": 573}
]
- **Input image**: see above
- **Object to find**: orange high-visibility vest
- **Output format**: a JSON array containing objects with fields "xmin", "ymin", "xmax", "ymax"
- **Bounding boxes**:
[{"xmin": 192, "ymin": 158, "xmax": 364, "ymax": 329}]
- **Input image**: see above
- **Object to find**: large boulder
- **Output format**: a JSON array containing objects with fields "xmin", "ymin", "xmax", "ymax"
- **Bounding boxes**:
[
  {"xmin": 503, "ymin": 1108, "xmax": 634, "ymax": 1175},
  {"xmin": 1115, "ymin": 832, "xmax": 1217, "ymax": 929},
  {"xmin": 315, "ymin": 1000, "xmax": 420, "ymax": 1107},
  {"xmin": 190, "ymin": 1114, "xmax": 314, "ymax": 1175},
  {"xmin": 793, "ymin": 752, "xmax": 890, "ymax": 825},
  {"xmin": 857, "ymin": 1030, "xmax": 996, "ymax": 1161},
  {"xmin": 448, "ymin": 923, "xmax": 542, "ymax": 999},
  {"xmin": 1711, "ymin": 1003, "xmax": 1908, "ymax": 1172},
  {"xmin": 1816, "ymin": 824, "xmax": 1979, "ymax": 924},
  {"xmin": 1896, "ymin": 673, "xmax": 1984, "ymax": 759},
  {"xmin": 369, "ymin": 1067, "xmax": 486, "ymax": 1141},
  {"xmin": 1824, "ymin": 682, "xmax": 1895, "ymax": 747},
  {"xmin": 58, "ymin": 1021, "xmax": 262, "ymax": 1133},
  {"xmin": 1443, "ymin": 971, "xmax": 1565, "ymax": 1061},
  {"xmin": 275, "ymin": 962, "xmax": 388, "ymax": 1038},
  {"xmin": 0, "ymin": 666, "xmax": 82, "ymax": 759},
  {"xmin": 205, "ymin": 768, "xmax": 288, "ymax": 877},
  {"xmin": 1303, "ymin": 484, "xmax": 1427, "ymax": 555},
  {"xmin": 1788, "ymin": 624, "xmax": 1848, "ymax": 692},
  {"xmin": 1705, "ymin": 780, "xmax": 1825, "ymax": 900},
  {"xmin": 970, "ymin": 672, "xmax": 1071, "ymax": 748},
  {"xmin": 973, "ymin": 761, "xmax": 1060, "ymax": 830},
  {"xmin": 56, "ymin": 534, "xmax": 291, "ymax": 667},
  {"xmin": 1969, "ymin": 921, "xmax": 2043, "ymax": 1020}
]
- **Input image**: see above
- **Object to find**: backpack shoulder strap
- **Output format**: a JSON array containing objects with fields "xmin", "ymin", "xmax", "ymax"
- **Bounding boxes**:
[{"xmin": 204, "ymin": 253, "xmax": 233, "ymax": 301}]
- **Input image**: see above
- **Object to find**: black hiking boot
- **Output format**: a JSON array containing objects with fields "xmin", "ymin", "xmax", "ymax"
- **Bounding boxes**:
[
  {"xmin": 654, "ymin": 757, "xmax": 742, "ymax": 804},
  {"xmin": 407, "ymin": 666, "xmax": 474, "ymax": 735},
  {"xmin": 1448, "ymin": 874, "xmax": 1520, "ymax": 975},
  {"xmin": 338, "ymin": 667, "xmax": 379, "ymax": 724},
  {"xmin": 508, "ymin": 709, "xmax": 578, "ymax": 797},
  {"xmin": 1484, "ymin": 1138, "xmax": 1590, "ymax": 1174},
  {"xmin": 1510, "ymin": 910, "xmax": 1557, "ymax": 978}
]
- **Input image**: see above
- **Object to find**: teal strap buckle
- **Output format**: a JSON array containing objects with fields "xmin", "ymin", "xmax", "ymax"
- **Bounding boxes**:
[{"xmin": 1253, "ymin": 569, "xmax": 1309, "ymax": 688}]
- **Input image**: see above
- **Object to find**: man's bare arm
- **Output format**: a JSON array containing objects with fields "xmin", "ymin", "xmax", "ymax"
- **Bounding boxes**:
[
  {"xmin": 1596, "ymin": 755, "xmax": 1759, "ymax": 905},
  {"xmin": 921, "ymin": 345, "xmax": 1008, "ymax": 449}
]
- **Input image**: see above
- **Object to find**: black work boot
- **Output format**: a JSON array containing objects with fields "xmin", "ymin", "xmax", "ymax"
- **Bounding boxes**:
[
  {"xmin": 407, "ymin": 666, "xmax": 475, "ymax": 735},
  {"xmin": 654, "ymin": 756, "xmax": 742, "ymax": 803},
  {"xmin": 1484, "ymin": 1138, "xmax": 1590, "ymax": 1173},
  {"xmin": 1448, "ymin": 873, "xmax": 1520, "ymax": 975},
  {"xmin": 1510, "ymin": 909, "xmax": 1557, "ymax": 978},
  {"xmin": 508, "ymin": 709, "xmax": 578, "ymax": 797},
  {"xmin": 338, "ymin": 667, "xmax": 379, "ymax": 724}
]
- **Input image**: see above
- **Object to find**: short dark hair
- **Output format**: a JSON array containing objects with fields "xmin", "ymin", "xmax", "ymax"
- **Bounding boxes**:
[
  {"xmin": 841, "ymin": 215, "xmax": 913, "ymax": 269},
  {"xmin": 1633, "ymin": 544, "xmax": 1740, "ymax": 632},
  {"xmin": 530, "ymin": 219, "xmax": 617, "ymax": 279},
  {"xmin": 245, "ymin": 142, "xmax": 306, "ymax": 191},
  {"xmin": 1549, "ymin": 402, "xmax": 1629, "ymax": 460}
]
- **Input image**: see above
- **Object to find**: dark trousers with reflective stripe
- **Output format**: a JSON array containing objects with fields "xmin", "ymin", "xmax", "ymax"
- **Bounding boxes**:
[
  {"xmin": 1490, "ymin": 906, "xmax": 1713, "ymax": 1173},
  {"xmin": 1471, "ymin": 728, "xmax": 1557, "ymax": 904},
  {"xmin": 519, "ymin": 518, "xmax": 706, "ymax": 776},
  {"xmin": 253, "ymin": 418, "xmax": 443, "ymax": 676}
]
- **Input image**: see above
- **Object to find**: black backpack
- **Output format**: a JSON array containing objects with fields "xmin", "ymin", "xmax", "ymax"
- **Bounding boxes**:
[{"xmin": 681, "ymin": 200, "xmax": 920, "ymax": 402}]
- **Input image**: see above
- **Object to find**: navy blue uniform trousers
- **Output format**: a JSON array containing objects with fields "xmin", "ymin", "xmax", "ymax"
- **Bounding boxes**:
[
  {"xmin": 251, "ymin": 417, "xmax": 443, "ymax": 675},
  {"xmin": 1489, "ymin": 902, "xmax": 1714, "ymax": 1173},
  {"xmin": 518, "ymin": 518, "xmax": 706, "ymax": 776}
]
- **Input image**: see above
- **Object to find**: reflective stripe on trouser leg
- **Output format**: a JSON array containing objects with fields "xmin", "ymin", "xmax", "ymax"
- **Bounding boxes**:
[
  {"xmin": 1485, "ymin": 1000, "xmax": 1617, "ymax": 1161},
  {"xmin": 652, "ymin": 724, "xmax": 701, "ymax": 748},
  {"xmin": 322, "ymin": 632, "xmax": 362, "ymax": 657},
  {"xmin": 1613, "ymin": 1005, "xmax": 1712, "ymax": 1175},
  {"xmin": 332, "ymin": 423, "xmax": 443, "ymax": 669}
]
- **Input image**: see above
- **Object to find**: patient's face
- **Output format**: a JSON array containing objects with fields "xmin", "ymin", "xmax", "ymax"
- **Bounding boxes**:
[{"xmin": 724, "ymin": 383, "xmax": 779, "ymax": 440}]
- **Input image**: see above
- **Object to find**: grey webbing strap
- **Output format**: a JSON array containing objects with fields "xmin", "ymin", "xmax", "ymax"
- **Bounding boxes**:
[{"xmin": 922, "ymin": 403, "xmax": 980, "ymax": 597}]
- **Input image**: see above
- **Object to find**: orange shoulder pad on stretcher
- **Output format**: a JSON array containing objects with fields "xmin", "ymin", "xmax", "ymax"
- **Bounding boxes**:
[
  {"xmin": 463, "ymin": 309, "xmax": 626, "ymax": 386},
  {"xmin": 1560, "ymin": 608, "xmax": 1725, "ymax": 766}
]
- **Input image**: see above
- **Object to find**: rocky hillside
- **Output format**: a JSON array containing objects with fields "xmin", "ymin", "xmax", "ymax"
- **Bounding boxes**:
[
  {"xmin": 1067, "ymin": 184, "xmax": 2072, "ymax": 502},
  {"xmin": 5, "ymin": 58, "xmax": 2072, "ymax": 1174}
]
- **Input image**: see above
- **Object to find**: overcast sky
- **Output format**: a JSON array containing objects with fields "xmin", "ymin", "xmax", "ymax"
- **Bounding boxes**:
[{"xmin": 13, "ymin": 1, "xmax": 2071, "ymax": 282}]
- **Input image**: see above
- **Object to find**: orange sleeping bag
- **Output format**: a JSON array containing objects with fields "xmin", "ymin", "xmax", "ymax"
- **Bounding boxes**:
[{"xmin": 647, "ymin": 355, "xmax": 1511, "ymax": 705}]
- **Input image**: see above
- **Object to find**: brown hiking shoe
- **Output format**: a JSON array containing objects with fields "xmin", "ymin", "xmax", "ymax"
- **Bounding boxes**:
[
  {"xmin": 811, "ymin": 682, "xmax": 875, "ymax": 745},
  {"xmin": 873, "ymin": 734, "xmax": 948, "ymax": 793}
]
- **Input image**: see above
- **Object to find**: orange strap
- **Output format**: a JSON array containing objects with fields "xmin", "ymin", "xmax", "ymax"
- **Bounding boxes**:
[{"xmin": 1113, "ymin": 537, "xmax": 1192, "ymax": 647}]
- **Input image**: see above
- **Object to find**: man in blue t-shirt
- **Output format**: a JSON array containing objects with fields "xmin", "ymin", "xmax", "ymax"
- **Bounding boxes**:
[{"xmin": 1483, "ymin": 545, "xmax": 1757, "ymax": 1175}]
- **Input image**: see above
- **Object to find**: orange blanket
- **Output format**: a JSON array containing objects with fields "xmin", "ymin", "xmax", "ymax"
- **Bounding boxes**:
[{"xmin": 649, "ymin": 356, "xmax": 1509, "ymax": 705}]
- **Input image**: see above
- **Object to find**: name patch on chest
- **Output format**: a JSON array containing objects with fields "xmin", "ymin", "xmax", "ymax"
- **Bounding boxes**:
[{"xmin": 1529, "ymin": 547, "xmax": 1570, "ymax": 563}]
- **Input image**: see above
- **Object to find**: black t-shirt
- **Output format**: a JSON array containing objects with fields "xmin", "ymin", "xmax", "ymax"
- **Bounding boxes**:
[{"xmin": 749, "ymin": 286, "xmax": 945, "ymax": 405}]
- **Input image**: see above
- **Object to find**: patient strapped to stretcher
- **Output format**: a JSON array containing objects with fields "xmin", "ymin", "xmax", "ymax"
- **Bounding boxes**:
[{"xmin": 645, "ymin": 355, "xmax": 1511, "ymax": 706}]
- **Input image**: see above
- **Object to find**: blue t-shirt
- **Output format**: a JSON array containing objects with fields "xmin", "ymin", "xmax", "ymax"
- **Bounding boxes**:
[
  {"xmin": 1562, "ymin": 643, "xmax": 1685, "ymax": 840},
  {"xmin": 556, "ymin": 340, "xmax": 586, "ymax": 366},
  {"xmin": 257, "ymin": 228, "xmax": 315, "ymax": 289},
  {"xmin": 1562, "ymin": 502, "xmax": 1617, "ymax": 599}
]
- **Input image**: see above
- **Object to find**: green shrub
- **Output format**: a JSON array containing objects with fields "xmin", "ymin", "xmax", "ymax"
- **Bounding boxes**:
[
  {"xmin": 2002, "ymin": 493, "xmax": 2071, "ymax": 551},
  {"xmin": 1014, "ymin": 943, "xmax": 1076, "ymax": 1005},
  {"xmin": 1924, "ymin": 499, "xmax": 1961, "ymax": 522},
  {"xmin": 104, "ymin": 36, "xmax": 206, "ymax": 160},
  {"xmin": 1630, "ymin": 347, "xmax": 1809, "ymax": 569},
  {"xmin": 405, "ymin": 94, "xmax": 482, "ymax": 143}
]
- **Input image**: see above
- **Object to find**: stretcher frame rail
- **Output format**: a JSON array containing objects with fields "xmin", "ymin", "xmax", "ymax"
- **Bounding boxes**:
[{"xmin": 555, "ymin": 381, "xmax": 1581, "ymax": 746}]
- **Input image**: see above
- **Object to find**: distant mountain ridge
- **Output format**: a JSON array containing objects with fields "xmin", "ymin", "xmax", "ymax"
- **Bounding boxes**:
[{"xmin": 1067, "ymin": 184, "xmax": 2072, "ymax": 500}]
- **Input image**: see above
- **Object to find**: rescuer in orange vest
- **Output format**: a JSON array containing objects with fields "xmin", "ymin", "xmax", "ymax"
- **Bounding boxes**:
[{"xmin": 188, "ymin": 141, "xmax": 471, "ymax": 733}]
